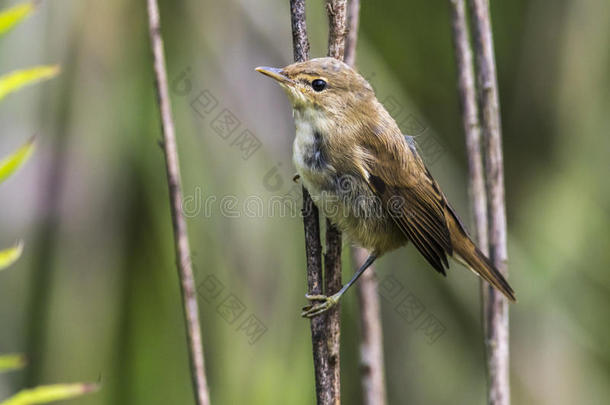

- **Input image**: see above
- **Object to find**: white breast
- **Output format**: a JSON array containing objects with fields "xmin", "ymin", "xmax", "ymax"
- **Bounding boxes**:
[
  {"xmin": 291, "ymin": 108, "xmax": 337, "ymax": 208},
  {"xmin": 292, "ymin": 114, "xmax": 318, "ymax": 172}
]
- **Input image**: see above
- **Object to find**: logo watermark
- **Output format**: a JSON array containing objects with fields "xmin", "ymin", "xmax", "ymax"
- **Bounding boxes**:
[
  {"xmin": 196, "ymin": 273, "xmax": 268, "ymax": 345},
  {"xmin": 378, "ymin": 273, "xmax": 446, "ymax": 344}
]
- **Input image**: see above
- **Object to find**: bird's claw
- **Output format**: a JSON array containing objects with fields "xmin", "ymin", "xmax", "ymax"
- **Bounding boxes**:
[
  {"xmin": 301, "ymin": 293, "xmax": 341, "ymax": 318},
  {"xmin": 293, "ymin": 173, "xmax": 300, "ymax": 183}
]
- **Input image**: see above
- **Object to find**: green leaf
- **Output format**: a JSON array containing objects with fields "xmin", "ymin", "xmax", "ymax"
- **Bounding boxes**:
[
  {"xmin": 0, "ymin": 2, "xmax": 34, "ymax": 36},
  {"xmin": 0, "ymin": 354, "xmax": 26, "ymax": 372},
  {"xmin": 0, "ymin": 241, "xmax": 24, "ymax": 271},
  {"xmin": 0, "ymin": 138, "xmax": 35, "ymax": 184},
  {"xmin": 0, "ymin": 383, "xmax": 98, "ymax": 405},
  {"xmin": 0, "ymin": 66, "xmax": 60, "ymax": 102}
]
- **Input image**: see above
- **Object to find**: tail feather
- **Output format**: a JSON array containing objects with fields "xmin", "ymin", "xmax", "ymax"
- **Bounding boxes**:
[
  {"xmin": 456, "ymin": 243, "xmax": 516, "ymax": 301},
  {"xmin": 445, "ymin": 207, "xmax": 516, "ymax": 301}
]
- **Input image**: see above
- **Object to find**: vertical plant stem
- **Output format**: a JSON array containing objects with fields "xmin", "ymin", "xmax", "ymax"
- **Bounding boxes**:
[
  {"xmin": 467, "ymin": 0, "xmax": 511, "ymax": 404},
  {"xmin": 304, "ymin": 189, "xmax": 329, "ymax": 404},
  {"xmin": 326, "ymin": 0, "xmax": 348, "ymax": 62},
  {"xmin": 345, "ymin": 2, "xmax": 387, "ymax": 404},
  {"xmin": 353, "ymin": 248, "xmax": 387, "ymax": 405},
  {"xmin": 145, "ymin": 1, "xmax": 211, "ymax": 405},
  {"xmin": 449, "ymin": 0, "xmax": 488, "ymax": 250},
  {"xmin": 323, "ymin": 220, "xmax": 342, "ymax": 402},
  {"xmin": 290, "ymin": 2, "xmax": 332, "ymax": 403},
  {"xmin": 291, "ymin": 1, "xmax": 347, "ymax": 403},
  {"xmin": 343, "ymin": 0, "xmax": 360, "ymax": 67},
  {"xmin": 325, "ymin": 1, "xmax": 348, "ymax": 403},
  {"xmin": 290, "ymin": 0, "xmax": 310, "ymax": 63}
]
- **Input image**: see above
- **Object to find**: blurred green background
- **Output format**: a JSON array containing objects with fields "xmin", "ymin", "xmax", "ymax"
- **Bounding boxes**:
[{"xmin": 1, "ymin": 0, "xmax": 609, "ymax": 403}]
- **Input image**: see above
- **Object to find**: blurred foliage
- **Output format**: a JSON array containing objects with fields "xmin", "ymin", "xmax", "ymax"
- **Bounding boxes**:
[
  {"xmin": 0, "ymin": 1, "xmax": 32, "ymax": 36},
  {"xmin": 0, "ymin": 241, "xmax": 23, "ymax": 271},
  {"xmin": 0, "ymin": 139, "xmax": 34, "ymax": 184},
  {"xmin": 0, "ymin": 67, "xmax": 59, "ymax": 102},
  {"xmin": 0, "ymin": 383, "xmax": 97, "ymax": 405},
  {"xmin": 0, "ymin": 2, "xmax": 94, "ymax": 405},
  {"xmin": 0, "ymin": 0, "xmax": 609, "ymax": 404},
  {"xmin": 0, "ymin": 355, "xmax": 26, "ymax": 373}
]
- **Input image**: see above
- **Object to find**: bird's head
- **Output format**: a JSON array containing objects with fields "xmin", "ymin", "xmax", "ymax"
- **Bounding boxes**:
[{"xmin": 256, "ymin": 57, "xmax": 375, "ymax": 117}]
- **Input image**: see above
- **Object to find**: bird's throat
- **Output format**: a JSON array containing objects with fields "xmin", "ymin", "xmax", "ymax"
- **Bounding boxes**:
[
  {"xmin": 293, "ymin": 108, "xmax": 330, "ymax": 170},
  {"xmin": 292, "ymin": 107, "xmax": 338, "ymax": 194}
]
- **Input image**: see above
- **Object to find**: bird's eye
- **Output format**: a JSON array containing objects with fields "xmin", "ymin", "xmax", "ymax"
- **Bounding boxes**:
[{"xmin": 311, "ymin": 79, "xmax": 327, "ymax": 92}]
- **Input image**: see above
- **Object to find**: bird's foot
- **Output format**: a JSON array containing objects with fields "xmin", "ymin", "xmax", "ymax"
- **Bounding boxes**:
[
  {"xmin": 301, "ymin": 292, "xmax": 342, "ymax": 318},
  {"xmin": 293, "ymin": 173, "xmax": 300, "ymax": 183}
]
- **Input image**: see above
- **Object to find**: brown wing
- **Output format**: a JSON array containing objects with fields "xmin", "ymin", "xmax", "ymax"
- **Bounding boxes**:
[{"xmin": 362, "ymin": 136, "xmax": 452, "ymax": 275}]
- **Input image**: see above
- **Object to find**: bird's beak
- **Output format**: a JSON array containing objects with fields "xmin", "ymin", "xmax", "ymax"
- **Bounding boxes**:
[{"xmin": 255, "ymin": 66, "xmax": 292, "ymax": 85}]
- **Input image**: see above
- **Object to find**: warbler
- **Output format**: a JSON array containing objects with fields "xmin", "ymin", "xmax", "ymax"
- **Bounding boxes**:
[{"xmin": 256, "ymin": 57, "xmax": 515, "ymax": 318}]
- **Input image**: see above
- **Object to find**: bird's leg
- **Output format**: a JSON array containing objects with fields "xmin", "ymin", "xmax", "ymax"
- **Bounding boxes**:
[{"xmin": 301, "ymin": 254, "xmax": 377, "ymax": 318}]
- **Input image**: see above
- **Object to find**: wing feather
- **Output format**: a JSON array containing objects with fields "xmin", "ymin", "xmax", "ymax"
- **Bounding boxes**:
[{"xmin": 364, "ymin": 136, "xmax": 453, "ymax": 275}]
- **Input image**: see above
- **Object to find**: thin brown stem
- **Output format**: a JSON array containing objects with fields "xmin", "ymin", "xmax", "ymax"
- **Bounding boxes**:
[
  {"xmin": 467, "ymin": 0, "xmax": 511, "ymax": 404},
  {"xmin": 323, "ymin": 219, "xmax": 342, "ymax": 402},
  {"xmin": 353, "ymin": 248, "xmax": 387, "ymax": 405},
  {"xmin": 290, "ymin": 0, "xmax": 310, "ymax": 62},
  {"xmin": 343, "ymin": 0, "xmax": 360, "ymax": 67},
  {"xmin": 290, "ymin": 1, "xmax": 334, "ymax": 403},
  {"xmin": 449, "ymin": 0, "xmax": 488, "ymax": 251},
  {"xmin": 303, "ymin": 190, "xmax": 330, "ymax": 403},
  {"xmin": 326, "ymin": 0, "xmax": 348, "ymax": 61},
  {"xmin": 291, "ymin": 2, "xmax": 347, "ymax": 403},
  {"xmin": 324, "ymin": 2, "xmax": 348, "ymax": 403},
  {"xmin": 145, "ymin": 1, "xmax": 211, "ymax": 404}
]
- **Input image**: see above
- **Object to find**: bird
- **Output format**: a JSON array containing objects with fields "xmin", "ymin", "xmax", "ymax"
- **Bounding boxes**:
[{"xmin": 256, "ymin": 57, "xmax": 515, "ymax": 318}]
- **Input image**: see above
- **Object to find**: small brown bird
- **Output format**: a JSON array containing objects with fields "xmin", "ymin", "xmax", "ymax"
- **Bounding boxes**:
[{"xmin": 256, "ymin": 57, "xmax": 515, "ymax": 317}]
